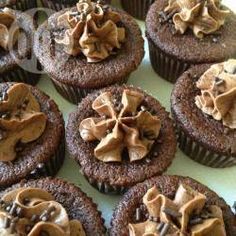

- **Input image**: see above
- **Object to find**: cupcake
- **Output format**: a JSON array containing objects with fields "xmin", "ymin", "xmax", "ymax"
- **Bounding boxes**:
[
  {"xmin": 34, "ymin": 0, "xmax": 144, "ymax": 104},
  {"xmin": 171, "ymin": 59, "xmax": 236, "ymax": 168},
  {"xmin": 40, "ymin": 0, "xmax": 111, "ymax": 11},
  {"xmin": 121, "ymin": 0, "xmax": 155, "ymax": 20},
  {"xmin": 0, "ymin": 8, "xmax": 39, "ymax": 85},
  {"xmin": 0, "ymin": 0, "xmax": 37, "ymax": 11},
  {"xmin": 66, "ymin": 85, "xmax": 177, "ymax": 194},
  {"xmin": 0, "ymin": 82, "xmax": 65, "ymax": 189},
  {"xmin": 110, "ymin": 175, "xmax": 235, "ymax": 235},
  {"xmin": 0, "ymin": 177, "xmax": 106, "ymax": 235},
  {"xmin": 146, "ymin": 0, "xmax": 236, "ymax": 83}
]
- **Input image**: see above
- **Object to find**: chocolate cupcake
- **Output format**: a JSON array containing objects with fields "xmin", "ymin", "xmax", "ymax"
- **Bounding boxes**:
[
  {"xmin": 66, "ymin": 85, "xmax": 177, "ymax": 194},
  {"xmin": 121, "ymin": 0, "xmax": 155, "ymax": 20},
  {"xmin": 0, "ymin": 177, "xmax": 106, "ymax": 235},
  {"xmin": 40, "ymin": 0, "xmax": 111, "ymax": 11},
  {"xmin": 110, "ymin": 175, "xmax": 236, "ymax": 235},
  {"xmin": 0, "ymin": 83, "xmax": 65, "ymax": 189},
  {"xmin": 0, "ymin": 0, "xmax": 37, "ymax": 11},
  {"xmin": 34, "ymin": 0, "xmax": 144, "ymax": 104},
  {"xmin": 146, "ymin": 0, "xmax": 236, "ymax": 83},
  {"xmin": 0, "ymin": 8, "xmax": 39, "ymax": 85},
  {"xmin": 171, "ymin": 59, "xmax": 236, "ymax": 168}
]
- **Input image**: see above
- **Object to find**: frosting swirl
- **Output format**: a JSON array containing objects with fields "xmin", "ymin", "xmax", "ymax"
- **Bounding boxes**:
[
  {"xmin": 79, "ymin": 89, "xmax": 161, "ymax": 162},
  {"xmin": 0, "ymin": 187, "xmax": 86, "ymax": 235},
  {"xmin": 129, "ymin": 184, "xmax": 226, "ymax": 236},
  {"xmin": 0, "ymin": 83, "xmax": 47, "ymax": 162},
  {"xmin": 55, "ymin": 0, "xmax": 126, "ymax": 62},
  {"xmin": 0, "ymin": 8, "xmax": 19, "ymax": 51},
  {"xmin": 195, "ymin": 59, "xmax": 236, "ymax": 129},
  {"xmin": 164, "ymin": 0, "xmax": 229, "ymax": 38}
]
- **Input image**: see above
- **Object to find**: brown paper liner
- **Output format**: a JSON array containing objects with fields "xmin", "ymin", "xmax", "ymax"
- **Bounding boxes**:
[
  {"xmin": 176, "ymin": 123, "xmax": 236, "ymax": 168},
  {"xmin": 40, "ymin": 0, "xmax": 111, "ymax": 11},
  {"xmin": 147, "ymin": 36, "xmax": 190, "ymax": 83},
  {"xmin": 6, "ymin": 0, "xmax": 37, "ymax": 11},
  {"xmin": 51, "ymin": 76, "xmax": 129, "ymax": 104},
  {"xmin": 0, "ymin": 66, "xmax": 40, "ymax": 86},
  {"xmin": 121, "ymin": 0, "xmax": 155, "ymax": 20}
]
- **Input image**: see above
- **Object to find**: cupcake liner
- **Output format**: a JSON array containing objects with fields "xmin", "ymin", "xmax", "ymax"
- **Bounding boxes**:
[
  {"xmin": 8, "ymin": 0, "xmax": 37, "ymax": 11},
  {"xmin": 85, "ymin": 175, "xmax": 127, "ymax": 195},
  {"xmin": 176, "ymin": 123, "xmax": 236, "ymax": 168},
  {"xmin": 148, "ymin": 36, "xmax": 190, "ymax": 83},
  {"xmin": 0, "ymin": 66, "xmax": 40, "ymax": 86},
  {"xmin": 121, "ymin": 0, "xmax": 154, "ymax": 20},
  {"xmin": 51, "ymin": 76, "xmax": 129, "ymax": 104},
  {"xmin": 27, "ymin": 135, "xmax": 65, "ymax": 179},
  {"xmin": 40, "ymin": 0, "xmax": 111, "ymax": 11}
]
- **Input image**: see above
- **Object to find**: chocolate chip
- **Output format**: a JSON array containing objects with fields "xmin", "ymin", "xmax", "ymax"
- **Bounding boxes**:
[{"xmin": 9, "ymin": 203, "xmax": 17, "ymax": 216}]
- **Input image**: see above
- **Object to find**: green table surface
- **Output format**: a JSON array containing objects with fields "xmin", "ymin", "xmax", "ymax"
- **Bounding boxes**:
[{"xmin": 37, "ymin": 0, "xmax": 236, "ymax": 228}]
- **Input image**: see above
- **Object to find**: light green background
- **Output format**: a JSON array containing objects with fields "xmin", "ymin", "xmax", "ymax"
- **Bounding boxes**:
[{"xmin": 37, "ymin": 0, "xmax": 236, "ymax": 228}]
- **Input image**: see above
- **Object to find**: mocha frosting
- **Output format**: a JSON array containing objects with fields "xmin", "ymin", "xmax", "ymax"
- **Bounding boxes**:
[
  {"xmin": 195, "ymin": 59, "xmax": 236, "ymax": 129},
  {"xmin": 0, "ymin": 8, "xmax": 19, "ymax": 51},
  {"xmin": 0, "ymin": 83, "xmax": 47, "ymax": 162},
  {"xmin": 129, "ymin": 184, "xmax": 226, "ymax": 236},
  {"xmin": 0, "ymin": 187, "xmax": 86, "ymax": 235},
  {"xmin": 55, "ymin": 0, "xmax": 126, "ymax": 62},
  {"xmin": 164, "ymin": 0, "xmax": 229, "ymax": 38},
  {"xmin": 79, "ymin": 89, "xmax": 161, "ymax": 162}
]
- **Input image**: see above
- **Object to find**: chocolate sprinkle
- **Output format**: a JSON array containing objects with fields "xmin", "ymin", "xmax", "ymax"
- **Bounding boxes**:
[
  {"xmin": 162, "ymin": 207, "xmax": 182, "ymax": 218},
  {"xmin": 160, "ymin": 223, "xmax": 170, "ymax": 236}
]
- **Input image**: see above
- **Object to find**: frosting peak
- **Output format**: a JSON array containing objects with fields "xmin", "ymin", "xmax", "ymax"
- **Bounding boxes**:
[
  {"xmin": 195, "ymin": 59, "xmax": 236, "ymax": 129},
  {"xmin": 0, "ymin": 84, "xmax": 47, "ymax": 162},
  {"xmin": 164, "ymin": 0, "xmax": 229, "ymax": 38},
  {"xmin": 55, "ymin": 0, "xmax": 126, "ymax": 62},
  {"xmin": 79, "ymin": 90, "xmax": 161, "ymax": 162},
  {"xmin": 0, "ymin": 187, "xmax": 86, "ymax": 235},
  {"xmin": 129, "ymin": 184, "xmax": 226, "ymax": 236},
  {"xmin": 0, "ymin": 8, "xmax": 19, "ymax": 51}
]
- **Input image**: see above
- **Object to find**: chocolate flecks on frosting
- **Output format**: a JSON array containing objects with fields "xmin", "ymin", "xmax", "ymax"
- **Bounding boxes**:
[
  {"xmin": 0, "ymin": 187, "xmax": 86, "ymax": 236},
  {"xmin": 163, "ymin": 0, "xmax": 230, "ymax": 38},
  {"xmin": 79, "ymin": 89, "xmax": 161, "ymax": 162},
  {"xmin": 55, "ymin": 0, "xmax": 126, "ymax": 62},
  {"xmin": 128, "ymin": 184, "xmax": 226, "ymax": 236},
  {"xmin": 0, "ymin": 83, "xmax": 47, "ymax": 162},
  {"xmin": 0, "ymin": 8, "xmax": 19, "ymax": 51},
  {"xmin": 195, "ymin": 59, "xmax": 236, "ymax": 129}
]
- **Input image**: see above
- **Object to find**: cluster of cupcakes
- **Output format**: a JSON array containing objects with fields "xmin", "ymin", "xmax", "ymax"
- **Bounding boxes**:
[{"xmin": 0, "ymin": 0, "xmax": 236, "ymax": 235}]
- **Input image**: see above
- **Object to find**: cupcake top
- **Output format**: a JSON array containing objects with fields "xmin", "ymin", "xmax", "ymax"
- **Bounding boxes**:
[
  {"xmin": 146, "ymin": 0, "xmax": 236, "ymax": 64},
  {"xmin": 67, "ymin": 85, "xmax": 176, "ymax": 189},
  {"xmin": 110, "ymin": 175, "xmax": 235, "ymax": 235},
  {"xmin": 0, "ymin": 187, "xmax": 85, "ymax": 235},
  {"xmin": 55, "ymin": 0, "xmax": 126, "ymax": 63},
  {"xmin": 129, "ymin": 184, "xmax": 226, "ymax": 235},
  {"xmin": 195, "ymin": 59, "xmax": 236, "ymax": 129},
  {"xmin": 0, "ymin": 83, "xmax": 47, "ymax": 162},
  {"xmin": 164, "ymin": 0, "xmax": 229, "ymax": 39},
  {"xmin": 79, "ymin": 89, "xmax": 161, "ymax": 162}
]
